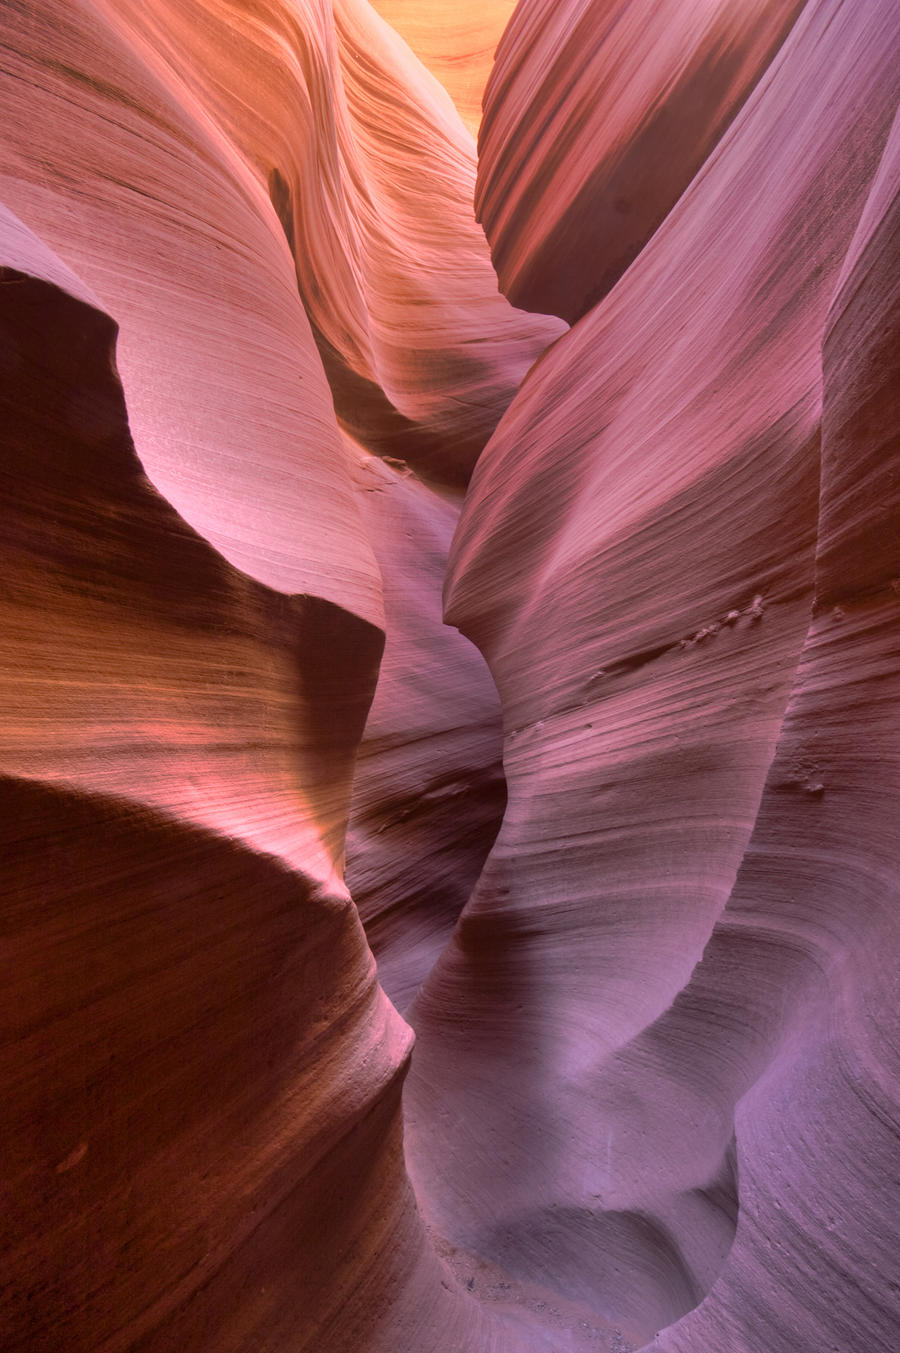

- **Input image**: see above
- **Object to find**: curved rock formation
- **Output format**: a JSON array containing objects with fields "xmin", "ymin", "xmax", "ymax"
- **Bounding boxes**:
[
  {"xmin": 368, "ymin": 0, "xmax": 517, "ymax": 134},
  {"xmin": 0, "ymin": 0, "xmax": 383, "ymax": 613},
  {"xmin": 3, "ymin": 0, "xmax": 900, "ymax": 1351},
  {"xmin": 651, "ymin": 97, "xmax": 900, "ymax": 1353},
  {"xmin": 0, "ymin": 5, "xmax": 523, "ymax": 1342},
  {"xmin": 345, "ymin": 442, "xmax": 506, "ymax": 1013},
  {"xmin": 0, "ymin": 207, "xmax": 376, "ymax": 1349},
  {"xmin": 476, "ymin": 0, "xmax": 806, "ymax": 322},
  {"xmin": 0, "ymin": 183, "xmax": 526, "ymax": 1353},
  {"xmin": 100, "ymin": 0, "xmax": 562, "ymax": 485},
  {"xmin": 408, "ymin": 0, "xmax": 900, "ymax": 1342}
]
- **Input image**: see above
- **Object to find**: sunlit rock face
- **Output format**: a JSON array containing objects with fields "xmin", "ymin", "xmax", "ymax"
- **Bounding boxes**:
[
  {"xmin": 3, "ymin": 1, "xmax": 900, "ymax": 1352},
  {"xmin": 368, "ymin": 0, "xmax": 518, "ymax": 135},
  {"xmin": 97, "ymin": 0, "xmax": 562, "ymax": 487}
]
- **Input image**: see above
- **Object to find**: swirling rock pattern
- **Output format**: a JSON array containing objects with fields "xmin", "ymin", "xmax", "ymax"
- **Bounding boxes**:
[
  {"xmin": 0, "ymin": 0, "xmax": 383, "ymax": 614},
  {"xmin": 0, "ymin": 206, "xmax": 395, "ymax": 1351},
  {"xmin": 653, "ymin": 97, "xmax": 900, "ymax": 1353},
  {"xmin": 100, "ymin": 0, "xmax": 562, "ymax": 486},
  {"xmin": 345, "ymin": 443, "xmax": 506, "ymax": 1013},
  {"xmin": 3, "ymin": 1, "xmax": 900, "ymax": 1351},
  {"xmin": 0, "ymin": 3, "xmax": 528, "ymax": 1344},
  {"xmin": 368, "ymin": 0, "xmax": 517, "ymax": 134},
  {"xmin": 406, "ymin": 0, "xmax": 900, "ymax": 1347},
  {"xmin": 476, "ymin": 0, "xmax": 806, "ymax": 322}
]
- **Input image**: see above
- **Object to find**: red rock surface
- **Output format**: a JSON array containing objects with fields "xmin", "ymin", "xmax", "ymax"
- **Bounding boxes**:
[
  {"xmin": 3, "ymin": 1, "xmax": 900, "ymax": 1351},
  {"xmin": 0, "ymin": 1, "xmax": 541, "ymax": 1344},
  {"xmin": 98, "ymin": 0, "xmax": 562, "ymax": 486},
  {"xmin": 476, "ymin": 0, "xmax": 806, "ymax": 322},
  {"xmin": 1, "ymin": 1, "xmax": 383, "ymax": 614}
]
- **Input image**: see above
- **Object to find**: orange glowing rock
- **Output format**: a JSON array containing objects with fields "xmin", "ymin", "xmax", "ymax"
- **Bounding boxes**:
[{"xmin": 369, "ymin": 0, "xmax": 518, "ymax": 135}]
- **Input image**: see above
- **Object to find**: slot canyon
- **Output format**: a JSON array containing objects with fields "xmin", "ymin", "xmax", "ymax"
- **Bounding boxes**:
[{"xmin": 1, "ymin": 1, "xmax": 899, "ymax": 1350}]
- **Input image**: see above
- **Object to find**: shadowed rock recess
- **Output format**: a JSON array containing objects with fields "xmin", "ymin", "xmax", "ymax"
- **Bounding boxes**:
[{"xmin": 1, "ymin": 2, "xmax": 898, "ymax": 1351}]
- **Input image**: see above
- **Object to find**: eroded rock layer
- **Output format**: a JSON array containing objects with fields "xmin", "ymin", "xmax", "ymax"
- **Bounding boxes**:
[
  {"xmin": 0, "ymin": 210, "xmax": 384, "ymax": 1351},
  {"xmin": 345, "ymin": 443, "xmax": 506, "ymax": 1013},
  {"xmin": 408, "ymin": 0, "xmax": 900, "ymax": 1344},
  {"xmin": 368, "ymin": 0, "xmax": 517, "ymax": 135},
  {"xmin": 0, "ymin": 4, "xmax": 527, "ymax": 1345},
  {"xmin": 476, "ymin": 0, "xmax": 806, "ymax": 322},
  {"xmin": 654, "ymin": 98, "xmax": 900, "ymax": 1353},
  {"xmin": 99, "ymin": 0, "xmax": 562, "ymax": 485},
  {"xmin": 3, "ymin": 0, "xmax": 900, "ymax": 1351}
]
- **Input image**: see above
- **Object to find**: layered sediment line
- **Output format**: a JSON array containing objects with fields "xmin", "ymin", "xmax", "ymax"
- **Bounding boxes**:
[
  {"xmin": 100, "ymin": 0, "xmax": 562, "ymax": 485},
  {"xmin": 2, "ymin": 1, "xmax": 900, "ymax": 1351},
  {"xmin": 407, "ymin": 0, "xmax": 900, "ymax": 1341},
  {"xmin": 476, "ymin": 0, "xmax": 806, "ymax": 322}
]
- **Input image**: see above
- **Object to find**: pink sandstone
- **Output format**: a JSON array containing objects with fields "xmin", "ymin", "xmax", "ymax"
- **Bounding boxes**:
[{"xmin": 1, "ymin": 2, "xmax": 899, "ymax": 1351}]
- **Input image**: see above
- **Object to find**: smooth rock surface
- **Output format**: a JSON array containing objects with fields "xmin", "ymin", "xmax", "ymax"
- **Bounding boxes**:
[
  {"xmin": 0, "ymin": 209, "xmax": 397, "ymax": 1351},
  {"xmin": 408, "ymin": 0, "xmax": 900, "ymax": 1342},
  {"xmin": 345, "ymin": 443, "xmax": 506, "ymax": 1012},
  {"xmin": 100, "ymin": 0, "xmax": 562, "ymax": 485},
  {"xmin": 369, "ymin": 0, "xmax": 517, "ymax": 134},
  {"xmin": 3, "ymin": 1, "xmax": 900, "ymax": 1351},
  {"xmin": 476, "ymin": 0, "xmax": 805, "ymax": 322},
  {"xmin": 0, "ymin": 3, "xmax": 537, "ymax": 1344}
]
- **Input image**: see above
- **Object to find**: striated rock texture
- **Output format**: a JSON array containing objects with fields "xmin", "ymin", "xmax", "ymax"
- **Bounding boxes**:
[
  {"xmin": 476, "ymin": 0, "xmax": 806, "ymax": 322},
  {"xmin": 345, "ymin": 441, "xmax": 507, "ymax": 1013},
  {"xmin": 0, "ymin": 1, "xmax": 535, "ymax": 1345},
  {"xmin": 0, "ymin": 200, "xmax": 535, "ymax": 1353},
  {"xmin": 1, "ymin": 1, "xmax": 383, "ymax": 612},
  {"xmin": 368, "ymin": 0, "xmax": 518, "ymax": 135},
  {"xmin": 407, "ymin": 0, "xmax": 900, "ymax": 1348},
  {"xmin": 3, "ymin": 1, "xmax": 900, "ymax": 1352},
  {"xmin": 98, "ymin": 0, "xmax": 562, "ymax": 486}
]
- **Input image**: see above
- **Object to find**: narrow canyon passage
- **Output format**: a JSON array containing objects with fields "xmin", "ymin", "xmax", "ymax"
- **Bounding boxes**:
[{"xmin": 2, "ymin": 2, "xmax": 900, "ymax": 1352}]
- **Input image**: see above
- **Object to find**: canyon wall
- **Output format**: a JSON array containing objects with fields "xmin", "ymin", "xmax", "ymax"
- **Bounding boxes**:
[{"xmin": 2, "ymin": 2, "xmax": 898, "ymax": 1351}]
